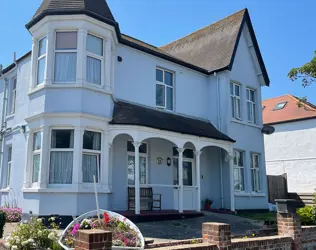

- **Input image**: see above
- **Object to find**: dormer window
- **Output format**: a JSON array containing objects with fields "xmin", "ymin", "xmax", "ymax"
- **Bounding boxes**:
[
  {"xmin": 274, "ymin": 102, "xmax": 287, "ymax": 110},
  {"xmin": 86, "ymin": 34, "xmax": 103, "ymax": 85},
  {"xmin": 37, "ymin": 37, "xmax": 47, "ymax": 85},
  {"xmin": 54, "ymin": 31, "xmax": 78, "ymax": 83}
]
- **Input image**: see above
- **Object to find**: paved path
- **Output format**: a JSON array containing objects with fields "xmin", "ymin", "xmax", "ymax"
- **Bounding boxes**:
[{"xmin": 136, "ymin": 212, "xmax": 263, "ymax": 243}]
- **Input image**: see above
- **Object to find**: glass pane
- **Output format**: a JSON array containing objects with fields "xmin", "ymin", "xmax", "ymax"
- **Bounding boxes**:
[
  {"xmin": 237, "ymin": 98, "xmax": 241, "ymax": 118},
  {"xmin": 83, "ymin": 131, "xmax": 101, "ymax": 151},
  {"xmin": 240, "ymin": 168, "xmax": 244, "ymax": 191},
  {"xmin": 33, "ymin": 132, "xmax": 42, "ymax": 151},
  {"xmin": 156, "ymin": 84, "xmax": 165, "ymax": 107},
  {"xmin": 250, "ymin": 90, "xmax": 255, "ymax": 102},
  {"xmin": 38, "ymin": 37, "xmax": 47, "ymax": 57},
  {"xmin": 140, "ymin": 157, "xmax": 146, "ymax": 184},
  {"xmin": 165, "ymin": 71, "xmax": 173, "ymax": 86},
  {"xmin": 183, "ymin": 149, "xmax": 194, "ymax": 159},
  {"xmin": 235, "ymin": 85, "xmax": 240, "ymax": 96},
  {"xmin": 54, "ymin": 52, "xmax": 77, "ymax": 82},
  {"xmin": 166, "ymin": 87, "xmax": 173, "ymax": 110},
  {"xmin": 253, "ymin": 104, "xmax": 256, "ymax": 123},
  {"xmin": 255, "ymin": 155, "xmax": 260, "ymax": 168},
  {"xmin": 51, "ymin": 130, "xmax": 74, "ymax": 149},
  {"xmin": 8, "ymin": 147, "xmax": 12, "ymax": 162},
  {"xmin": 37, "ymin": 57, "xmax": 46, "ymax": 85},
  {"xmin": 127, "ymin": 155, "xmax": 135, "ymax": 185},
  {"xmin": 82, "ymin": 154, "xmax": 99, "ymax": 183},
  {"xmin": 173, "ymin": 158, "xmax": 178, "ymax": 185},
  {"xmin": 56, "ymin": 32, "xmax": 77, "ymax": 50},
  {"xmin": 233, "ymin": 151, "xmax": 237, "ymax": 165},
  {"xmin": 49, "ymin": 151, "xmax": 73, "ymax": 184},
  {"xmin": 256, "ymin": 171, "xmax": 261, "ymax": 191},
  {"xmin": 6, "ymin": 162, "xmax": 11, "ymax": 187},
  {"xmin": 156, "ymin": 69, "xmax": 163, "ymax": 82},
  {"xmin": 87, "ymin": 34, "xmax": 103, "ymax": 56},
  {"xmin": 127, "ymin": 141, "xmax": 147, "ymax": 153},
  {"xmin": 247, "ymin": 102, "xmax": 252, "ymax": 121},
  {"xmin": 231, "ymin": 96, "xmax": 235, "ymax": 118},
  {"xmin": 238, "ymin": 152, "xmax": 243, "ymax": 166},
  {"xmin": 183, "ymin": 161, "xmax": 193, "ymax": 186},
  {"xmin": 32, "ymin": 154, "xmax": 40, "ymax": 183},
  {"xmin": 86, "ymin": 56, "xmax": 101, "ymax": 85},
  {"xmin": 230, "ymin": 83, "xmax": 233, "ymax": 95}
]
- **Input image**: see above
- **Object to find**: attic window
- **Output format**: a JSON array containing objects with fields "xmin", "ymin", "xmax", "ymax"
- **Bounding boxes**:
[{"xmin": 274, "ymin": 102, "xmax": 287, "ymax": 110}]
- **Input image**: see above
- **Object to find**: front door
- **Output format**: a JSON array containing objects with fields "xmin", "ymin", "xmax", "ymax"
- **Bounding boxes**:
[{"xmin": 173, "ymin": 158, "xmax": 196, "ymax": 211}]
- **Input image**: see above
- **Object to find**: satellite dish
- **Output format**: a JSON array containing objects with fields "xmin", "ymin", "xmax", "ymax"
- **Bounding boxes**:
[{"xmin": 261, "ymin": 125, "xmax": 275, "ymax": 135}]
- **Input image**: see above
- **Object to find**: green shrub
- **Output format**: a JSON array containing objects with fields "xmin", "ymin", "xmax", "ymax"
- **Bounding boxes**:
[
  {"xmin": 297, "ymin": 206, "xmax": 316, "ymax": 225},
  {"xmin": 0, "ymin": 211, "xmax": 6, "ymax": 238}
]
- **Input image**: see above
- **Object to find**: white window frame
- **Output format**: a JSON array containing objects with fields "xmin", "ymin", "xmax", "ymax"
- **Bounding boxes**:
[
  {"xmin": 82, "ymin": 130, "xmax": 102, "ymax": 184},
  {"xmin": 246, "ymin": 88, "xmax": 256, "ymax": 123},
  {"xmin": 233, "ymin": 150, "xmax": 245, "ymax": 192},
  {"xmin": 37, "ymin": 36, "xmax": 47, "ymax": 85},
  {"xmin": 230, "ymin": 82, "xmax": 241, "ymax": 120},
  {"xmin": 173, "ymin": 149, "xmax": 196, "ymax": 187},
  {"xmin": 5, "ymin": 145, "xmax": 12, "ymax": 188},
  {"xmin": 156, "ymin": 67, "xmax": 174, "ymax": 111},
  {"xmin": 54, "ymin": 31, "xmax": 78, "ymax": 84},
  {"xmin": 251, "ymin": 153, "xmax": 261, "ymax": 192},
  {"xmin": 86, "ymin": 33, "xmax": 105, "ymax": 87},
  {"xmin": 11, "ymin": 77, "xmax": 17, "ymax": 114},
  {"xmin": 48, "ymin": 128, "xmax": 75, "ymax": 186},
  {"xmin": 127, "ymin": 141, "xmax": 148, "ymax": 186},
  {"xmin": 32, "ymin": 131, "xmax": 41, "ymax": 183}
]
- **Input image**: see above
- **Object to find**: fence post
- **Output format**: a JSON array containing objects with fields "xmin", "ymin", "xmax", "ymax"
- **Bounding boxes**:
[
  {"xmin": 74, "ymin": 229, "xmax": 112, "ymax": 250},
  {"xmin": 202, "ymin": 222, "xmax": 231, "ymax": 249}
]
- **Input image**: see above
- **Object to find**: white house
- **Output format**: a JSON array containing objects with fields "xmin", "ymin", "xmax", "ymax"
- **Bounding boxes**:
[
  {"xmin": 0, "ymin": 0, "xmax": 270, "ymax": 219},
  {"xmin": 263, "ymin": 94, "xmax": 316, "ymax": 193}
]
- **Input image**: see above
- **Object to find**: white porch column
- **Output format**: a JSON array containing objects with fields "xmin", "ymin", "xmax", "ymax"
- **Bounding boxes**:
[
  {"xmin": 39, "ymin": 126, "xmax": 49, "ymax": 188},
  {"xmin": 194, "ymin": 150, "xmax": 202, "ymax": 212},
  {"xmin": 177, "ymin": 148, "xmax": 184, "ymax": 213},
  {"xmin": 229, "ymin": 154, "xmax": 235, "ymax": 212},
  {"xmin": 133, "ymin": 141, "xmax": 141, "ymax": 214}
]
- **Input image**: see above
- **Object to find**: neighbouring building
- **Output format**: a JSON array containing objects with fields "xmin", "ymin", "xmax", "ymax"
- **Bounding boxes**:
[
  {"xmin": 0, "ymin": 0, "xmax": 270, "ymax": 218},
  {"xmin": 263, "ymin": 94, "xmax": 316, "ymax": 193}
]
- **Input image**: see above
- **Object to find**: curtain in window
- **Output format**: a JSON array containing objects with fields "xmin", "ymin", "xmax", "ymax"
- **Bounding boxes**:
[
  {"xmin": 49, "ymin": 152, "xmax": 73, "ymax": 184},
  {"xmin": 32, "ymin": 154, "xmax": 40, "ymax": 183},
  {"xmin": 93, "ymin": 132, "xmax": 101, "ymax": 150},
  {"xmin": 87, "ymin": 57, "xmax": 101, "ymax": 85},
  {"xmin": 54, "ymin": 53, "xmax": 77, "ymax": 82},
  {"xmin": 127, "ymin": 155, "xmax": 146, "ymax": 185},
  {"xmin": 82, "ymin": 154, "xmax": 98, "ymax": 183},
  {"xmin": 37, "ymin": 57, "xmax": 46, "ymax": 85}
]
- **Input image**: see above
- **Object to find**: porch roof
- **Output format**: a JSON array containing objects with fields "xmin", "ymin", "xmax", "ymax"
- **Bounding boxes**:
[{"xmin": 110, "ymin": 101, "xmax": 235, "ymax": 143}]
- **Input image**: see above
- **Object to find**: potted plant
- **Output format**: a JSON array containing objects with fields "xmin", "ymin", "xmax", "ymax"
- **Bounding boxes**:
[{"xmin": 204, "ymin": 199, "xmax": 213, "ymax": 210}]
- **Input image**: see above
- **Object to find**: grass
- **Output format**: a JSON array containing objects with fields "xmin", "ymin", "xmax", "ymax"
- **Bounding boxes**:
[{"xmin": 236, "ymin": 211, "xmax": 277, "ymax": 221}]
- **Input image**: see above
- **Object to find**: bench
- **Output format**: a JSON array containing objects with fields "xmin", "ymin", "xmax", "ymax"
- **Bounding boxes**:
[{"xmin": 128, "ymin": 187, "xmax": 162, "ymax": 211}]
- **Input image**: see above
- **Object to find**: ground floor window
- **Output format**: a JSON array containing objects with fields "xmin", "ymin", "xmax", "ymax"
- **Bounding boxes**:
[
  {"xmin": 233, "ymin": 150, "xmax": 245, "ymax": 191},
  {"xmin": 32, "ymin": 132, "xmax": 41, "ymax": 183},
  {"xmin": 251, "ymin": 153, "xmax": 261, "ymax": 192},
  {"xmin": 5, "ymin": 146, "xmax": 12, "ymax": 188},
  {"xmin": 127, "ymin": 141, "xmax": 147, "ymax": 185}
]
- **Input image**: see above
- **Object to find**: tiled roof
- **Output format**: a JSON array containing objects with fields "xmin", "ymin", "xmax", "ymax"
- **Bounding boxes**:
[
  {"xmin": 26, "ymin": 0, "xmax": 116, "ymax": 29},
  {"xmin": 110, "ymin": 101, "xmax": 235, "ymax": 142},
  {"xmin": 262, "ymin": 94, "xmax": 316, "ymax": 125}
]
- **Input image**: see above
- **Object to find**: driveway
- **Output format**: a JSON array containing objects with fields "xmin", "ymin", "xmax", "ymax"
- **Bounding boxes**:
[{"xmin": 136, "ymin": 211, "xmax": 263, "ymax": 243}]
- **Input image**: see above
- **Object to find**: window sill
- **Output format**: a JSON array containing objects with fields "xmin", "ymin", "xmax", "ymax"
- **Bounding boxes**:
[
  {"xmin": 251, "ymin": 192, "xmax": 266, "ymax": 197},
  {"xmin": 231, "ymin": 119, "xmax": 262, "ymax": 129},
  {"xmin": 6, "ymin": 114, "xmax": 14, "ymax": 120},
  {"xmin": 235, "ymin": 192, "xmax": 251, "ymax": 197},
  {"xmin": 0, "ymin": 188, "xmax": 10, "ymax": 193},
  {"xmin": 22, "ymin": 186, "xmax": 111, "ymax": 194}
]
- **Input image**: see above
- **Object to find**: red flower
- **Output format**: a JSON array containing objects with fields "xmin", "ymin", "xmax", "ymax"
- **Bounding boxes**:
[{"xmin": 103, "ymin": 213, "xmax": 110, "ymax": 223}]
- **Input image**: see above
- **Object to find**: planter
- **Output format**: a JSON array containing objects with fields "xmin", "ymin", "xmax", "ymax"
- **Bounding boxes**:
[
  {"xmin": 204, "ymin": 204, "xmax": 211, "ymax": 210},
  {"xmin": 59, "ymin": 210, "xmax": 145, "ymax": 250}
]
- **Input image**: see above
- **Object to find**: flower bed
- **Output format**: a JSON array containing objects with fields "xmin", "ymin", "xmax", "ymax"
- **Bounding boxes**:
[
  {"xmin": 0, "ymin": 207, "xmax": 22, "ymax": 222},
  {"xmin": 59, "ymin": 210, "xmax": 144, "ymax": 250}
]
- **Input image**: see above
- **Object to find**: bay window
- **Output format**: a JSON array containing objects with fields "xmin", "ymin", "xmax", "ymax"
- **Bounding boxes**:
[
  {"xmin": 49, "ymin": 129, "xmax": 74, "ymax": 184},
  {"xmin": 32, "ymin": 132, "xmax": 41, "ymax": 183},
  {"xmin": 251, "ymin": 153, "xmax": 261, "ymax": 192},
  {"xmin": 230, "ymin": 82, "xmax": 241, "ymax": 120},
  {"xmin": 37, "ymin": 37, "xmax": 47, "ymax": 85},
  {"xmin": 233, "ymin": 150, "xmax": 245, "ymax": 191},
  {"xmin": 247, "ymin": 88, "xmax": 256, "ymax": 123},
  {"xmin": 156, "ymin": 68, "xmax": 174, "ymax": 111},
  {"xmin": 82, "ymin": 131, "xmax": 102, "ymax": 183},
  {"xmin": 54, "ymin": 32, "xmax": 77, "ymax": 83},
  {"xmin": 127, "ymin": 141, "xmax": 147, "ymax": 185},
  {"xmin": 86, "ymin": 34, "xmax": 103, "ymax": 85}
]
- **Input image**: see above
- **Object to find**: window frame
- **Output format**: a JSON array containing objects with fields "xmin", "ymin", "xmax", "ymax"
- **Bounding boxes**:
[
  {"xmin": 86, "ymin": 33, "xmax": 105, "ymax": 86},
  {"xmin": 233, "ymin": 150, "xmax": 245, "ymax": 192},
  {"xmin": 48, "ymin": 128, "xmax": 75, "ymax": 185},
  {"xmin": 53, "ymin": 31, "xmax": 78, "ymax": 84},
  {"xmin": 246, "ymin": 88, "xmax": 256, "ymax": 123},
  {"xmin": 273, "ymin": 102, "xmax": 287, "ymax": 111},
  {"xmin": 5, "ymin": 145, "xmax": 12, "ymax": 188},
  {"xmin": 126, "ymin": 141, "xmax": 148, "ymax": 186},
  {"xmin": 250, "ymin": 153, "xmax": 261, "ymax": 192},
  {"xmin": 173, "ymin": 149, "xmax": 196, "ymax": 187},
  {"xmin": 31, "ymin": 131, "xmax": 41, "ymax": 183},
  {"xmin": 82, "ymin": 130, "xmax": 102, "ymax": 184},
  {"xmin": 37, "ymin": 36, "xmax": 47, "ymax": 86},
  {"xmin": 230, "ymin": 81, "xmax": 241, "ymax": 120},
  {"xmin": 156, "ymin": 67, "xmax": 174, "ymax": 111},
  {"xmin": 10, "ymin": 77, "xmax": 17, "ymax": 114}
]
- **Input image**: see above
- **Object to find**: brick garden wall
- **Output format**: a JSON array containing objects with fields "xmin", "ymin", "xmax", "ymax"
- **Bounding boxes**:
[
  {"xmin": 232, "ymin": 236, "xmax": 293, "ymax": 250},
  {"xmin": 302, "ymin": 226, "xmax": 316, "ymax": 249}
]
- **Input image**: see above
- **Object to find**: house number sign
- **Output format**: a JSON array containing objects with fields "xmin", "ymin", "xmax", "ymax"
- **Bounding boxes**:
[{"xmin": 156, "ymin": 157, "xmax": 164, "ymax": 165}]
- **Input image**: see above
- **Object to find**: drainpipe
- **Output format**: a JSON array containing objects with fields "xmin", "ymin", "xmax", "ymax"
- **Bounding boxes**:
[{"xmin": 214, "ymin": 72, "xmax": 224, "ymax": 209}]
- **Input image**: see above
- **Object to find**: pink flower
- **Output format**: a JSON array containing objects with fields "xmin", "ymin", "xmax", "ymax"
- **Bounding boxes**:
[{"xmin": 72, "ymin": 223, "xmax": 80, "ymax": 236}]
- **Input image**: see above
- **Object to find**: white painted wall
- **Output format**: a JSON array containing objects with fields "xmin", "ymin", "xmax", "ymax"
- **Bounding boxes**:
[{"xmin": 265, "ymin": 119, "xmax": 316, "ymax": 193}]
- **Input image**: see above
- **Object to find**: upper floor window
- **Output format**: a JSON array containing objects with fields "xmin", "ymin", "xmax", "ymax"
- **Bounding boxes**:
[
  {"xmin": 233, "ymin": 150, "xmax": 245, "ymax": 192},
  {"xmin": 246, "ymin": 88, "xmax": 256, "ymax": 123},
  {"xmin": 37, "ymin": 37, "xmax": 47, "ymax": 85},
  {"xmin": 230, "ymin": 82, "xmax": 241, "ymax": 120},
  {"xmin": 251, "ymin": 153, "xmax": 261, "ymax": 192},
  {"xmin": 156, "ymin": 68, "xmax": 173, "ymax": 111},
  {"xmin": 54, "ymin": 32, "xmax": 77, "ymax": 83},
  {"xmin": 32, "ymin": 132, "xmax": 41, "ymax": 183},
  {"xmin": 86, "ymin": 34, "xmax": 103, "ymax": 85},
  {"xmin": 11, "ymin": 78, "xmax": 17, "ymax": 114}
]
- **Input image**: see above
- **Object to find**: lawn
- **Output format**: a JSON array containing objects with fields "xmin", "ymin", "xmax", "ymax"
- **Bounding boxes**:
[{"xmin": 236, "ymin": 211, "xmax": 277, "ymax": 222}]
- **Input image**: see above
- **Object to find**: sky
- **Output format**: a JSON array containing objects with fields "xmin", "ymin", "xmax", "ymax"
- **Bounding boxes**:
[{"xmin": 1, "ymin": 0, "xmax": 316, "ymax": 103}]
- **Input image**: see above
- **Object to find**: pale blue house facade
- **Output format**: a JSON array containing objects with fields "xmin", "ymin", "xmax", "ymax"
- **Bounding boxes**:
[{"xmin": 0, "ymin": 0, "xmax": 270, "ymax": 218}]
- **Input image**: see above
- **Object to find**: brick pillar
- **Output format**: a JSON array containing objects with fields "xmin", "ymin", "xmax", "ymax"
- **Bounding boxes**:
[
  {"xmin": 75, "ymin": 230, "xmax": 112, "ymax": 250},
  {"xmin": 202, "ymin": 222, "xmax": 231, "ymax": 250},
  {"xmin": 277, "ymin": 213, "xmax": 302, "ymax": 250}
]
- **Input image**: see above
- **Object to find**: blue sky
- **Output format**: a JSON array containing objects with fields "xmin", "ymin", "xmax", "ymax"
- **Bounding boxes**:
[{"xmin": 1, "ymin": 0, "xmax": 316, "ymax": 103}]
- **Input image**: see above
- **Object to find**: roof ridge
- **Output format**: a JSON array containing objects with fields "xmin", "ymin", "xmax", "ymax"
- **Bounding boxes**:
[
  {"xmin": 288, "ymin": 94, "xmax": 316, "ymax": 111},
  {"xmin": 121, "ymin": 33, "xmax": 158, "ymax": 49},
  {"xmin": 160, "ymin": 8, "xmax": 247, "ymax": 49},
  {"xmin": 262, "ymin": 94, "xmax": 290, "ymax": 101}
]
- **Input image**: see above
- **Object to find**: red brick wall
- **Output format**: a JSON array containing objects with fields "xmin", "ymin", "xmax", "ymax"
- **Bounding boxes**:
[
  {"xmin": 232, "ymin": 236, "xmax": 293, "ymax": 250},
  {"xmin": 301, "ymin": 226, "xmax": 316, "ymax": 250}
]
